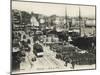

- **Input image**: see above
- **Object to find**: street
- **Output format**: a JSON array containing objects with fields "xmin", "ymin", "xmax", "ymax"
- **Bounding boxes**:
[{"xmin": 12, "ymin": 32, "xmax": 95, "ymax": 74}]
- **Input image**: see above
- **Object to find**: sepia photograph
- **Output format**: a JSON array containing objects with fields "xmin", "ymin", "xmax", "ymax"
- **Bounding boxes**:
[{"xmin": 11, "ymin": 0, "xmax": 96, "ymax": 74}]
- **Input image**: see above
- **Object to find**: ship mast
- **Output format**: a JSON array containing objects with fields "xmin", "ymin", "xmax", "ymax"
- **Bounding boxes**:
[
  {"xmin": 79, "ymin": 7, "xmax": 82, "ymax": 37},
  {"xmin": 65, "ymin": 7, "xmax": 69, "ymax": 31},
  {"xmin": 65, "ymin": 7, "xmax": 71, "ymax": 43}
]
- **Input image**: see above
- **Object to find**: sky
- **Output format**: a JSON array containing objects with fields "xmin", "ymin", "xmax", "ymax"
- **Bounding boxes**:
[{"xmin": 12, "ymin": 1, "xmax": 95, "ymax": 18}]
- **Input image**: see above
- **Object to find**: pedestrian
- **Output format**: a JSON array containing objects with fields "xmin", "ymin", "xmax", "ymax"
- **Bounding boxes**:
[
  {"xmin": 71, "ymin": 59, "xmax": 75, "ymax": 69},
  {"xmin": 27, "ymin": 39, "xmax": 31, "ymax": 44},
  {"xmin": 23, "ymin": 35, "xmax": 26, "ymax": 39},
  {"xmin": 65, "ymin": 59, "xmax": 69, "ymax": 67}
]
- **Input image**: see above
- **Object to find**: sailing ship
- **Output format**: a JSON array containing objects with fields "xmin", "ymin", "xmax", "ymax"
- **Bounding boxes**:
[{"xmin": 66, "ymin": 7, "xmax": 96, "ymax": 52}]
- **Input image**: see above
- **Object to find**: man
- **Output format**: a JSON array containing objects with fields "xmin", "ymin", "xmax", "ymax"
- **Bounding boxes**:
[
  {"xmin": 65, "ymin": 58, "xmax": 69, "ymax": 67},
  {"xmin": 71, "ymin": 59, "xmax": 75, "ymax": 69}
]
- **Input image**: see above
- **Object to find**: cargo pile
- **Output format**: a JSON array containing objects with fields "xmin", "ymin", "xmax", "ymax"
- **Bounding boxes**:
[{"xmin": 50, "ymin": 43, "xmax": 96, "ymax": 65}]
